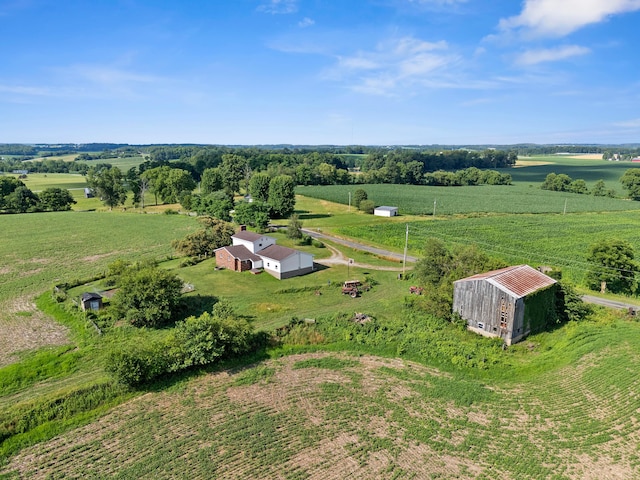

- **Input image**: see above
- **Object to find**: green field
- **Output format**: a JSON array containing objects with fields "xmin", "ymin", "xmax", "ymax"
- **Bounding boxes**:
[
  {"xmin": 508, "ymin": 155, "xmax": 634, "ymax": 187},
  {"xmin": 2, "ymin": 164, "xmax": 640, "ymax": 478},
  {"xmin": 297, "ymin": 183, "xmax": 640, "ymax": 216},
  {"xmin": 335, "ymin": 211, "xmax": 640, "ymax": 284},
  {"xmin": 4, "ymin": 173, "xmax": 88, "ymax": 191},
  {"xmin": 3, "ymin": 317, "xmax": 640, "ymax": 478}
]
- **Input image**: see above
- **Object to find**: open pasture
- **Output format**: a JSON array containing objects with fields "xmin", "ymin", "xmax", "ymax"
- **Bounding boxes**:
[
  {"xmin": 4, "ymin": 173, "xmax": 88, "ymax": 192},
  {"xmin": 297, "ymin": 184, "xmax": 640, "ymax": 216},
  {"xmin": 4, "ymin": 324, "xmax": 640, "ymax": 480}
]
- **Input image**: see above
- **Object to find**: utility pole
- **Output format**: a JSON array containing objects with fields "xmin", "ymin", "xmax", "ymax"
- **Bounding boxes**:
[
  {"xmin": 433, "ymin": 199, "xmax": 437, "ymax": 217},
  {"xmin": 563, "ymin": 199, "xmax": 567, "ymax": 215},
  {"xmin": 402, "ymin": 224, "xmax": 409, "ymax": 279}
]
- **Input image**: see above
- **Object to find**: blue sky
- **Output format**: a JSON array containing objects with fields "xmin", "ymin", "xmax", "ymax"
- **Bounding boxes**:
[{"xmin": 1, "ymin": 0, "xmax": 640, "ymax": 145}]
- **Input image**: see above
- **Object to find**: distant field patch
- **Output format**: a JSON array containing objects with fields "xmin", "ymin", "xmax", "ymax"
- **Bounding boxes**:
[{"xmin": 568, "ymin": 154, "xmax": 605, "ymax": 160}]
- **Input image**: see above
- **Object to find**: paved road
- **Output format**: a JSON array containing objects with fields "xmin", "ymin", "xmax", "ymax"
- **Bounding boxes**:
[
  {"xmin": 581, "ymin": 295, "xmax": 638, "ymax": 311},
  {"xmin": 302, "ymin": 228, "xmax": 418, "ymax": 264}
]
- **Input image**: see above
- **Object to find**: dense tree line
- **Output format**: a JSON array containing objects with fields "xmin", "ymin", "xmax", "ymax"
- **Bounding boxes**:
[{"xmin": 541, "ymin": 173, "xmax": 616, "ymax": 197}]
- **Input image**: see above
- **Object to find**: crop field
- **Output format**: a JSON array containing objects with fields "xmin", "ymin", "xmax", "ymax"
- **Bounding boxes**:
[
  {"xmin": 3, "ymin": 320, "xmax": 640, "ymax": 480},
  {"xmin": 335, "ymin": 211, "xmax": 640, "ymax": 284},
  {"xmin": 297, "ymin": 183, "xmax": 640, "ymax": 216}
]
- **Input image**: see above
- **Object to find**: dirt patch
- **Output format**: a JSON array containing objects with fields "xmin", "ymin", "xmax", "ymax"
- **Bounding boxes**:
[
  {"xmin": 514, "ymin": 160, "xmax": 552, "ymax": 167},
  {"xmin": 568, "ymin": 154, "xmax": 605, "ymax": 160},
  {"xmin": 0, "ymin": 297, "xmax": 71, "ymax": 366},
  {"xmin": 81, "ymin": 252, "xmax": 118, "ymax": 262},
  {"xmin": 0, "ymin": 266, "xmax": 12, "ymax": 275}
]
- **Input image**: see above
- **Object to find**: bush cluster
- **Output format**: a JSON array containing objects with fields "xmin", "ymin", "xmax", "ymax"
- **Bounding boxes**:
[{"xmin": 106, "ymin": 302, "xmax": 260, "ymax": 387}]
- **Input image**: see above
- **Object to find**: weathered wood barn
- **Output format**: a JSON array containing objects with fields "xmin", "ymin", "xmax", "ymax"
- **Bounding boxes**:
[{"xmin": 452, "ymin": 265, "xmax": 557, "ymax": 345}]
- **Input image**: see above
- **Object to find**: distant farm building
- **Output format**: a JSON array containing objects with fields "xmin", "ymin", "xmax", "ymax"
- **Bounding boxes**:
[
  {"xmin": 215, "ymin": 229, "xmax": 314, "ymax": 279},
  {"xmin": 374, "ymin": 206, "xmax": 398, "ymax": 217},
  {"xmin": 452, "ymin": 265, "xmax": 557, "ymax": 345},
  {"xmin": 81, "ymin": 292, "xmax": 103, "ymax": 311}
]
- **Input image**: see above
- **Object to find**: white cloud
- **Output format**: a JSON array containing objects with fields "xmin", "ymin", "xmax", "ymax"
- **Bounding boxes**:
[
  {"xmin": 500, "ymin": 0, "xmax": 640, "ymax": 37},
  {"xmin": 298, "ymin": 17, "xmax": 315, "ymax": 28},
  {"xmin": 516, "ymin": 45, "xmax": 591, "ymax": 65},
  {"xmin": 327, "ymin": 36, "xmax": 458, "ymax": 95},
  {"xmin": 257, "ymin": 0, "xmax": 298, "ymax": 14}
]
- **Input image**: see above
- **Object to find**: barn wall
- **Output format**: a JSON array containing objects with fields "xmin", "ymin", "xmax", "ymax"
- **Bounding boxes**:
[
  {"xmin": 523, "ymin": 285, "xmax": 558, "ymax": 334},
  {"xmin": 453, "ymin": 280, "xmax": 517, "ymax": 342}
]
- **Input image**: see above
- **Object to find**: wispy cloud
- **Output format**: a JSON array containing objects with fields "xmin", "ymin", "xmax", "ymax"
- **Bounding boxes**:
[
  {"xmin": 257, "ymin": 0, "xmax": 298, "ymax": 14},
  {"xmin": 326, "ymin": 36, "xmax": 459, "ymax": 95},
  {"xmin": 516, "ymin": 45, "xmax": 591, "ymax": 65},
  {"xmin": 614, "ymin": 118, "xmax": 640, "ymax": 128},
  {"xmin": 499, "ymin": 0, "xmax": 640, "ymax": 38},
  {"xmin": 298, "ymin": 17, "xmax": 315, "ymax": 28}
]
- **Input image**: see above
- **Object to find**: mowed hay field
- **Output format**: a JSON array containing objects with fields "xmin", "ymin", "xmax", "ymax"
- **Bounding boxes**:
[{"xmin": 3, "ymin": 340, "xmax": 640, "ymax": 479}]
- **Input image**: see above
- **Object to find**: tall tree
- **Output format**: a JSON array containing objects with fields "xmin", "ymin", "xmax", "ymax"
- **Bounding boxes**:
[
  {"xmin": 39, "ymin": 188, "xmax": 76, "ymax": 211},
  {"xmin": 268, "ymin": 174, "xmax": 295, "ymax": 218},
  {"xmin": 219, "ymin": 154, "xmax": 248, "ymax": 194},
  {"xmin": 248, "ymin": 172, "xmax": 271, "ymax": 202},
  {"xmin": 620, "ymin": 168, "xmax": 640, "ymax": 200},
  {"xmin": 86, "ymin": 166, "xmax": 127, "ymax": 209},
  {"xmin": 200, "ymin": 168, "xmax": 223, "ymax": 194},
  {"xmin": 586, "ymin": 238, "xmax": 637, "ymax": 294}
]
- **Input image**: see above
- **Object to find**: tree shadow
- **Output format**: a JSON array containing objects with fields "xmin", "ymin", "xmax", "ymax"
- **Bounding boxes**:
[
  {"xmin": 179, "ymin": 294, "xmax": 219, "ymax": 318},
  {"xmin": 298, "ymin": 213, "xmax": 332, "ymax": 220}
]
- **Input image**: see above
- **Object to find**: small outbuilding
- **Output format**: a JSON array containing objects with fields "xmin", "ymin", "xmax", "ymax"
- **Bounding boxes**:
[
  {"xmin": 81, "ymin": 292, "xmax": 103, "ymax": 311},
  {"xmin": 258, "ymin": 244, "xmax": 315, "ymax": 280},
  {"xmin": 374, "ymin": 206, "xmax": 398, "ymax": 217},
  {"xmin": 452, "ymin": 265, "xmax": 557, "ymax": 345}
]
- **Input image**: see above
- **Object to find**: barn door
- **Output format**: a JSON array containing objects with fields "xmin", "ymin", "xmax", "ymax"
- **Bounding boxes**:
[{"xmin": 499, "ymin": 297, "xmax": 509, "ymax": 338}]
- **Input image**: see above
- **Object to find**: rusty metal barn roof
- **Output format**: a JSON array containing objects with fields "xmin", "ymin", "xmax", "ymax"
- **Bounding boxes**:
[{"xmin": 455, "ymin": 265, "xmax": 557, "ymax": 298}]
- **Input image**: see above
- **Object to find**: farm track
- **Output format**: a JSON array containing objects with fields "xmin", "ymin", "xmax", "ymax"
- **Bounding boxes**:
[
  {"xmin": 314, "ymin": 242, "xmax": 404, "ymax": 272},
  {"xmin": 303, "ymin": 228, "xmax": 417, "ymax": 264}
]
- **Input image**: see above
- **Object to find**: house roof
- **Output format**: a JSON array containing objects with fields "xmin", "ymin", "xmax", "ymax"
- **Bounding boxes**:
[
  {"xmin": 258, "ymin": 244, "xmax": 300, "ymax": 261},
  {"xmin": 232, "ymin": 230, "xmax": 269, "ymax": 242},
  {"xmin": 81, "ymin": 292, "xmax": 102, "ymax": 301},
  {"xmin": 216, "ymin": 245, "xmax": 262, "ymax": 262},
  {"xmin": 455, "ymin": 265, "xmax": 556, "ymax": 299}
]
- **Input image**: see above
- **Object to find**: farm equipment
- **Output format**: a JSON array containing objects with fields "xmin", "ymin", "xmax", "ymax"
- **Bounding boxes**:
[
  {"xmin": 409, "ymin": 286, "xmax": 424, "ymax": 295},
  {"xmin": 342, "ymin": 280, "xmax": 362, "ymax": 298}
]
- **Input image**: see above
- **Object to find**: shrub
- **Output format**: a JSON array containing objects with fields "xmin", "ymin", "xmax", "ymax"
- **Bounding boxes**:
[{"xmin": 359, "ymin": 199, "xmax": 375, "ymax": 214}]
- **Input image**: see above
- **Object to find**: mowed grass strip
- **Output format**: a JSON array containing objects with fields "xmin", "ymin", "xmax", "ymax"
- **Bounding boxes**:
[{"xmin": 3, "ymin": 340, "xmax": 639, "ymax": 479}]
